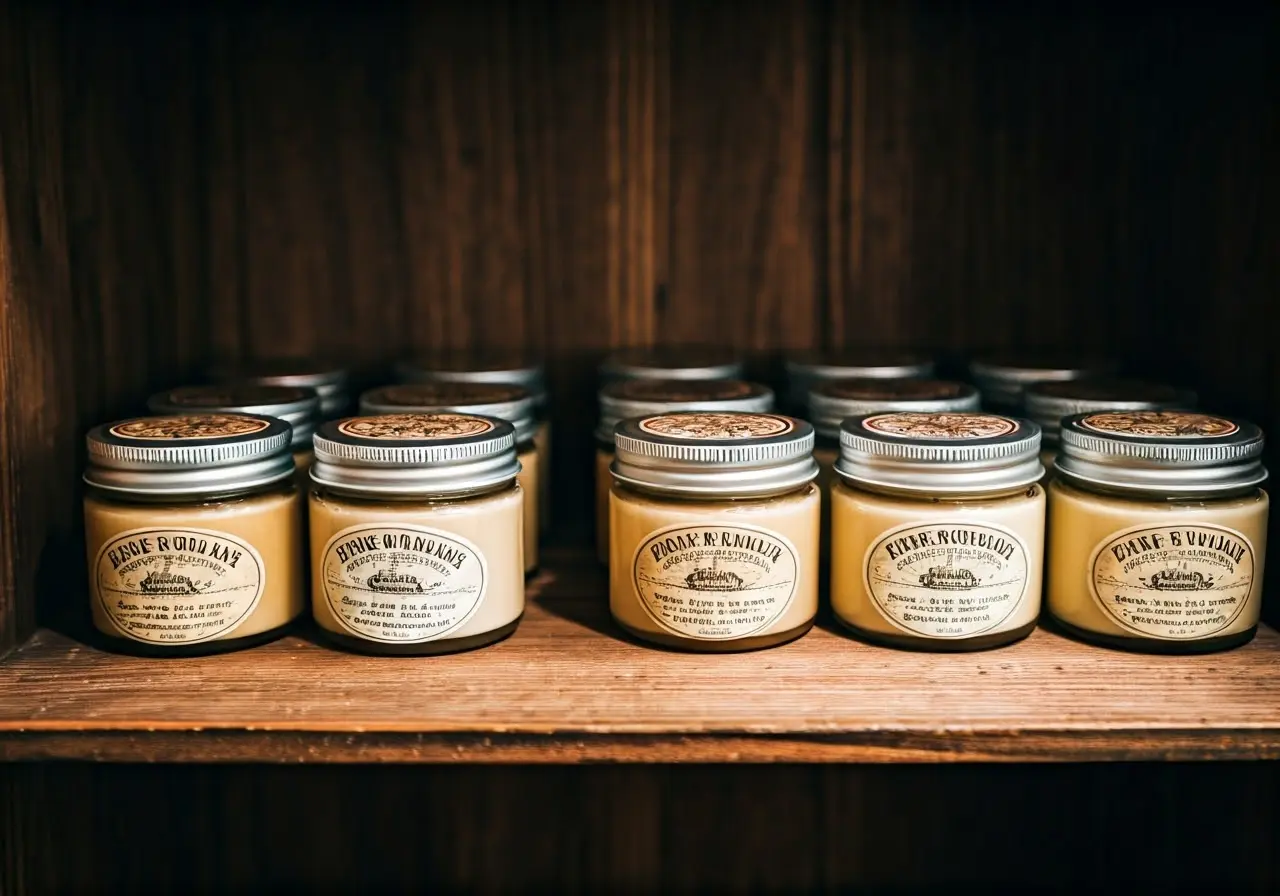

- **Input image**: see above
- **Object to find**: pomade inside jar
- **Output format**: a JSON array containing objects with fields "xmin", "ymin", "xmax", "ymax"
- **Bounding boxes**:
[
  {"xmin": 308, "ymin": 412, "xmax": 526, "ymax": 655},
  {"xmin": 83, "ymin": 413, "xmax": 303, "ymax": 655},
  {"xmin": 608, "ymin": 412, "xmax": 819, "ymax": 652}
]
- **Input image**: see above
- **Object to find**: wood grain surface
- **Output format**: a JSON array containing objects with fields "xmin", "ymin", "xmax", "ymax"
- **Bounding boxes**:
[{"xmin": 0, "ymin": 548, "xmax": 1276, "ymax": 764}]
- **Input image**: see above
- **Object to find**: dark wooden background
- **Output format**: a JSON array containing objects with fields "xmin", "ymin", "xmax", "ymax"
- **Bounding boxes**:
[{"xmin": 1, "ymin": 1, "xmax": 1277, "ymax": 891}]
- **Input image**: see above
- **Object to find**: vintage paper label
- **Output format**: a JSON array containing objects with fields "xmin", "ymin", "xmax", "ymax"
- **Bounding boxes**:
[
  {"xmin": 632, "ymin": 523, "xmax": 798, "ymax": 639},
  {"xmin": 94, "ymin": 527, "xmax": 264, "ymax": 644},
  {"xmin": 110, "ymin": 415, "xmax": 270, "ymax": 440},
  {"xmin": 1089, "ymin": 523, "xmax": 1254, "ymax": 639},
  {"xmin": 863, "ymin": 521, "xmax": 1030, "ymax": 638},
  {"xmin": 863, "ymin": 413, "xmax": 1017, "ymax": 440},
  {"xmin": 321, "ymin": 524, "xmax": 487, "ymax": 643},
  {"xmin": 1080, "ymin": 411, "xmax": 1237, "ymax": 439}
]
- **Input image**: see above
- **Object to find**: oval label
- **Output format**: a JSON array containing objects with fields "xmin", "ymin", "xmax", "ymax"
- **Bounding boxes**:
[
  {"xmin": 94, "ymin": 527, "xmax": 264, "ymax": 644},
  {"xmin": 863, "ymin": 521, "xmax": 1029, "ymax": 638},
  {"xmin": 631, "ymin": 523, "xmax": 798, "ymax": 640},
  {"xmin": 1089, "ymin": 523, "xmax": 1254, "ymax": 640},
  {"xmin": 321, "ymin": 524, "xmax": 487, "ymax": 643}
]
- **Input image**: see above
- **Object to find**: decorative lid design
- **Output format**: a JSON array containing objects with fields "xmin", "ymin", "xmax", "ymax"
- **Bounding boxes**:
[
  {"xmin": 312, "ymin": 413, "xmax": 519, "ymax": 497},
  {"xmin": 611, "ymin": 412, "xmax": 817, "ymax": 497},
  {"xmin": 85, "ymin": 413, "xmax": 294, "ymax": 497},
  {"xmin": 1057, "ymin": 411, "xmax": 1265, "ymax": 497},
  {"xmin": 836, "ymin": 412, "xmax": 1042, "ymax": 495}
]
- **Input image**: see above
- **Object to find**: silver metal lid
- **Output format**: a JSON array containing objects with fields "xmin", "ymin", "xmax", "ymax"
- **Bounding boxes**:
[
  {"xmin": 596, "ymin": 378, "xmax": 774, "ymax": 444},
  {"xmin": 360, "ymin": 383, "xmax": 537, "ymax": 444},
  {"xmin": 612, "ymin": 412, "xmax": 816, "ymax": 497},
  {"xmin": 600, "ymin": 346, "xmax": 745, "ymax": 382},
  {"xmin": 148, "ymin": 384, "xmax": 322, "ymax": 449},
  {"xmin": 785, "ymin": 348, "xmax": 935, "ymax": 408},
  {"xmin": 394, "ymin": 350, "xmax": 546, "ymax": 407},
  {"xmin": 311, "ymin": 413, "xmax": 519, "ymax": 498},
  {"xmin": 836, "ymin": 412, "xmax": 1043, "ymax": 496},
  {"xmin": 208, "ymin": 359, "xmax": 351, "ymax": 417},
  {"xmin": 1056, "ymin": 411, "xmax": 1266, "ymax": 498},
  {"xmin": 808, "ymin": 378, "xmax": 980, "ymax": 439},
  {"xmin": 85, "ymin": 413, "xmax": 294, "ymax": 497},
  {"xmin": 1025, "ymin": 379, "xmax": 1196, "ymax": 445},
  {"xmin": 969, "ymin": 352, "xmax": 1117, "ymax": 411}
]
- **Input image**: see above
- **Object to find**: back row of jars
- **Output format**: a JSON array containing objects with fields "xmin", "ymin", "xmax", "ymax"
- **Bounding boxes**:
[{"xmin": 81, "ymin": 347, "xmax": 1268, "ymax": 658}]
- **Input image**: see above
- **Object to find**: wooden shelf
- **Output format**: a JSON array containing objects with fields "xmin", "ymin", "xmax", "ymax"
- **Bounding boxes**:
[{"xmin": 1, "ymin": 546, "xmax": 1278, "ymax": 764}]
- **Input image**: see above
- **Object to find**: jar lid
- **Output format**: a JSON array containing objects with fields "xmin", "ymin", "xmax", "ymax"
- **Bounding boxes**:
[
  {"xmin": 85, "ymin": 413, "xmax": 294, "ymax": 497},
  {"xmin": 1056, "ymin": 411, "xmax": 1266, "ymax": 497},
  {"xmin": 596, "ymin": 378, "xmax": 774, "ymax": 444},
  {"xmin": 969, "ymin": 351, "xmax": 1117, "ymax": 410},
  {"xmin": 808, "ymin": 378, "xmax": 980, "ymax": 439},
  {"xmin": 1025, "ymin": 378, "xmax": 1196, "ymax": 444},
  {"xmin": 612, "ymin": 412, "xmax": 816, "ymax": 497},
  {"xmin": 394, "ymin": 350, "xmax": 545, "ymax": 405},
  {"xmin": 207, "ymin": 358, "xmax": 351, "ymax": 416},
  {"xmin": 311, "ymin": 413, "xmax": 519, "ymax": 498},
  {"xmin": 600, "ymin": 345, "xmax": 745, "ymax": 382},
  {"xmin": 147, "ymin": 384, "xmax": 321, "ymax": 448},
  {"xmin": 785, "ymin": 348, "xmax": 935, "ymax": 407},
  {"xmin": 359, "ymin": 383, "xmax": 537, "ymax": 443},
  {"xmin": 836, "ymin": 412, "xmax": 1042, "ymax": 496}
]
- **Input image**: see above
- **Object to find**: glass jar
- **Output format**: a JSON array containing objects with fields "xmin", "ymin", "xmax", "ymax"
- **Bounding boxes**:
[
  {"xmin": 1047, "ymin": 411, "xmax": 1268, "ymax": 653},
  {"xmin": 968, "ymin": 351, "xmax": 1116, "ymax": 415},
  {"xmin": 83, "ymin": 413, "xmax": 304, "ymax": 656},
  {"xmin": 609, "ymin": 412, "xmax": 819, "ymax": 652},
  {"xmin": 207, "ymin": 358, "xmax": 351, "ymax": 419},
  {"xmin": 309, "ymin": 413, "xmax": 524, "ymax": 656},
  {"xmin": 1023, "ymin": 378, "xmax": 1195, "ymax": 472},
  {"xmin": 361, "ymin": 382, "xmax": 542, "ymax": 575},
  {"xmin": 599, "ymin": 345, "xmax": 745, "ymax": 383},
  {"xmin": 594, "ymin": 378, "xmax": 774, "ymax": 564},
  {"xmin": 830, "ymin": 412, "xmax": 1045, "ymax": 651},
  {"xmin": 784, "ymin": 348, "xmax": 935, "ymax": 415},
  {"xmin": 148, "ymin": 383, "xmax": 322, "ymax": 478},
  {"xmin": 808, "ymin": 378, "xmax": 980, "ymax": 559},
  {"xmin": 395, "ymin": 350, "xmax": 551, "ymax": 532}
]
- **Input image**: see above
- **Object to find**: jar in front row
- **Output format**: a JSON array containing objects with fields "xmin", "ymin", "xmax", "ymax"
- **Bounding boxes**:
[
  {"xmin": 594, "ymin": 378, "xmax": 774, "ymax": 564},
  {"xmin": 609, "ymin": 412, "xmax": 820, "ymax": 652},
  {"xmin": 309, "ymin": 413, "xmax": 524, "ymax": 655},
  {"xmin": 83, "ymin": 414, "xmax": 304, "ymax": 656},
  {"xmin": 808, "ymin": 378, "xmax": 980, "ymax": 560},
  {"xmin": 148, "ymin": 383, "xmax": 322, "ymax": 478},
  {"xmin": 396, "ymin": 350, "xmax": 552, "ymax": 532},
  {"xmin": 361, "ymin": 382, "xmax": 542, "ymax": 575},
  {"xmin": 1048, "ymin": 411, "xmax": 1268, "ymax": 653},
  {"xmin": 831, "ymin": 413, "xmax": 1045, "ymax": 651}
]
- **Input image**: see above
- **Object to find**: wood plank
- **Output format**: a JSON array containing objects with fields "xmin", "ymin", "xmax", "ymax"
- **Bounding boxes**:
[{"xmin": 0, "ymin": 548, "xmax": 1277, "ymax": 763}]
